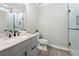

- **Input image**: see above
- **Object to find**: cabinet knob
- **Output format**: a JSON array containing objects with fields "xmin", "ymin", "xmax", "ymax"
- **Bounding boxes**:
[
  {"xmin": 25, "ymin": 51, "xmax": 27, "ymax": 56},
  {"xmin": 32, "ymin": 46, "xmax": 36, "ymax": 50}
]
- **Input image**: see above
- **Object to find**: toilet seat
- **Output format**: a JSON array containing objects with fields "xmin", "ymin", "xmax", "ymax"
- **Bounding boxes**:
[{"xmin": 38, "ymin": 39, "xmax": 48, "ymax": 44}]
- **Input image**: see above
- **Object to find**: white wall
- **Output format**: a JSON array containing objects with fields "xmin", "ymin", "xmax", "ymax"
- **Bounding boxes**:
[
  {"xmin": 38, "ymin": 3, "xmax": 69, "ymax": 49},
  {"xmin": 26, "ymin": 3, "xmax": 38, "ymax": 33}
]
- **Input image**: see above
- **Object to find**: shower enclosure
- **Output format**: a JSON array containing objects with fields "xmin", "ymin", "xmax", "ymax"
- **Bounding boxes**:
[{"xmin": 69, "ymin": 3, "xmax": 79, "ymax": 56}]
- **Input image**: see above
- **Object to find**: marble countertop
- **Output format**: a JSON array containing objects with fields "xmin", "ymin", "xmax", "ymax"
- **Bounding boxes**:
[{"xmin": 0, "ymin": 33, "xmax": 38, "ymax": 52}]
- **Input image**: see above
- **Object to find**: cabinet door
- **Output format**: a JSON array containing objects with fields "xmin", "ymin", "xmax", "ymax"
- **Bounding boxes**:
[
  {"xmin": 0, "ymin": 48, "xmax": 13, "ymax": 56},
  {"xmin": 30, "ymin": 46, "xmax": 38, "ymax": 56},
  {"xmin": 14, "ymin": 48, "xmax": 27, "ymax": 56},
  {"xmin": 27, "ymin": 41, "xmax": 38, "ymax": 56}
]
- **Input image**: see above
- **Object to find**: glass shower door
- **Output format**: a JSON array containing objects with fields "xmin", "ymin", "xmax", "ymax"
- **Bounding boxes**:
[{"xmin": 69, "ymin": 3, "xmax": 79, "ymax": 56}]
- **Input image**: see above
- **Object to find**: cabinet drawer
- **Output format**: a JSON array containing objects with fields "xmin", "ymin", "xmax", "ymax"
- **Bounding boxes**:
[
  {"xmin": 27, "ymin": 41, "xmax": 38, "ymax": 56},
  {"xmin": 29, "ymin": 35, "xmax": 38, "ymax": 44}
]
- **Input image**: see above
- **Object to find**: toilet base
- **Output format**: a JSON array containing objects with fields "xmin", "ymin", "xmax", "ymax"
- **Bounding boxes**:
[{"xmin": 38, "ymin": 44, "xmax": 47, "ymax": 51}]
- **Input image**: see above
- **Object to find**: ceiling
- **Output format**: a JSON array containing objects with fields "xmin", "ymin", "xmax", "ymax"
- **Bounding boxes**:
[
  {"xmin": 0, "ymin": 3, "xmax": 26, "ymax": 12},
  {"xmin": 35, "ymin": 3, "xmax": 49, "ymax": 6}
]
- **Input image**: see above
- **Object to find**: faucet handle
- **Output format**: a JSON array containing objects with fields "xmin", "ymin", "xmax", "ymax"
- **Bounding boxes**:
[{"xmin": 14, "ymin": 31, "xmax": 17, "ymax": 37}]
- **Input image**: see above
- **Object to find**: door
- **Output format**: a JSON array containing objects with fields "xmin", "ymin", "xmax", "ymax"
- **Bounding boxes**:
[
  {"xmin": 27, "ymin": 41, "xmax": 38, "ymax": 56},
  {"xmin": 69, "ymin": 3, "xmax": 79, "ymax": 55},
  {"xmin": 14, "ymin": 48, "xmax": 27, "ymax": 56}
]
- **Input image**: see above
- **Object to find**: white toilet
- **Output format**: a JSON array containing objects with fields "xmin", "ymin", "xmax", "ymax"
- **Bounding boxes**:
[
  {"xmin": 38, "ymin": 39, "xmax": 48, "ymax": 51},
  {"xmin": 37, "ymin": 33, "xmax": 48, "ymax": 51}
]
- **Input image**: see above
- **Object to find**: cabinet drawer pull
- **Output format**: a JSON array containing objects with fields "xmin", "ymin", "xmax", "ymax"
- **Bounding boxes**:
[{"xmin": 32, "ymin": 46, "xmax": 36, "ymax": 50}]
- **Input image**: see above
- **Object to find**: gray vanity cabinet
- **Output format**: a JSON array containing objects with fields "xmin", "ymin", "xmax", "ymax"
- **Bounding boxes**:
[
  {"xmin": 0, "ymin": 35, "xmax": 38, "ymax": 56},
  {"xmin": 13, "ymin": 35, "xmax": 38, "ymax": 56}
]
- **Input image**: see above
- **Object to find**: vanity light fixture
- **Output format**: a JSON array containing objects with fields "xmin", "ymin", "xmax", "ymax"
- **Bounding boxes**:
[
  {"xmin": 3, "ymin": 4, "xmax": 8, "ymax": 8},
  {"xmin": 10, "ymin": 8, "xmax": 13, "ymax": 13}
]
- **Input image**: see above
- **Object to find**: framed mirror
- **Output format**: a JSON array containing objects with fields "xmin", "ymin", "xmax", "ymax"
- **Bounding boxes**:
[{"xmin": 0, "ymin": 3, "xmax": 26, "ymax": 33}]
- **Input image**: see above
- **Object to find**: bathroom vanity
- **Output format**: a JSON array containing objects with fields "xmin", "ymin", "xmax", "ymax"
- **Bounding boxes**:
[
  {"xmin": 0, "ymin": 3, "xmax": 39, "ymax": 56},
  {"xmin": 0, "ymin": 33, "xmax": 38, "ymax": 56}
]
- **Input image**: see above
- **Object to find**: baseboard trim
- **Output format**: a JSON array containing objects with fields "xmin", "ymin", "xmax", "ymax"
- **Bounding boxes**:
[
  {"xmin": 48, "ymin": 44, "xmax": 69, "ymax": 51},
  {"xmin": 69, "ymin": 49, "xmax": 75, "ymax": 56},
  {"xmin": 69, "ymin": 48, "xmax": 77, "ymax": 56}
]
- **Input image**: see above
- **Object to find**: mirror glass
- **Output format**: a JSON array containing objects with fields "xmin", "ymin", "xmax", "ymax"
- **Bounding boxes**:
[
  {"xmin": 0, "ymin": 4, "xmax": 25, "ymax": 33},
  {"xmin": 0, "ymin": 7, "xmax": 7, "ymax": 33},
  {"xmin": 7, "ymin": 11, "xmax": 24, "ymax": 32}
]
